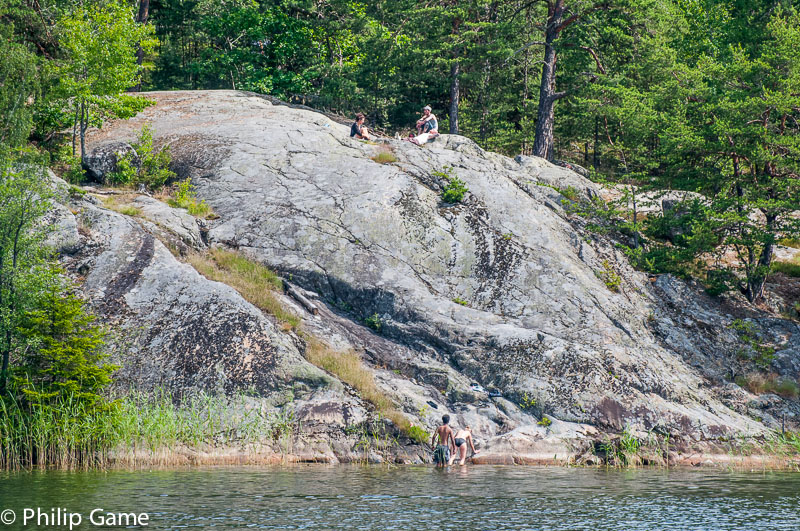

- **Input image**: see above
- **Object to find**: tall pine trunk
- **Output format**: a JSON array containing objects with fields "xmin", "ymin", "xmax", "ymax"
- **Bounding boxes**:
[
  {"xmin": 131, "ymin": 0, "xmax": 150, "ymax": 92},
  {"xmin": 449, "ymin": 61, "xmax": 460, "ymax": 135},
  {"xmin": 532, "ymin": 1, "xmax": 566, "ymax": 160},
  {"xmin": 79, "ymin": 100, "xmax": 88, "ymax": 167},
  {"xmin": 745, "ymin": 214, "xmax": 777, "ymax": 303}
]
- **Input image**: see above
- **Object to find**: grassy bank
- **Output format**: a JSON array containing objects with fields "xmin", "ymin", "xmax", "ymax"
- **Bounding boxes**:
[{"xmin": 0, "ymin": 391, "xmax": 296, "ymax": 470}]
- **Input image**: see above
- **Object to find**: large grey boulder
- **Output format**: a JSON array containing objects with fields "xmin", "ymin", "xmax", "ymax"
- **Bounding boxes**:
[
  {"xmin": 83, "ymin": 141, "xmax": 136, "ymax": 183},
  {"xmin": 84, "ymin": 90, "xmax": 777, "ymax": 452},
  {"xmin": 56, "ymin": 184, "xmax": 329, "ymax": 397}
]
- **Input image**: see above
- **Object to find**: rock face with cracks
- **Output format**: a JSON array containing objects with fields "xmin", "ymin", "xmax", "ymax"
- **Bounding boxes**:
[{"xmin": 78, "ymin": 90, "xmax": 799, "ymax": 462}]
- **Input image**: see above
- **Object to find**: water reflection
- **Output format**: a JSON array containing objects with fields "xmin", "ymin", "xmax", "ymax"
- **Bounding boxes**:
[{"xmin": 1, "ymin": 466, "xmax": 799, "ymax": 530}]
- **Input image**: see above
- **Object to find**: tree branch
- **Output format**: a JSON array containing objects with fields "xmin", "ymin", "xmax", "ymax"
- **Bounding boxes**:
[{"xmin": 580, "ymin": 46, "xmax": 606, "ymax": 74}]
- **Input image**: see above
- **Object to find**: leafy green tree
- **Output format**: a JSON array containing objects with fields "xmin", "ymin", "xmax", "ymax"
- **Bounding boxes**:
[
  {"xmin": 0, "ymin": 25, "xmax": 40, "ymax": 147},
  {"xmin": 56, "ymin": 0, "xmax": 156, "ymax": 166},
  {"xmin": 0, "ymin": 149, "xmax": 54, "ymax": 394},
  {"xmin": 656, "ymin": 4, "xmax": 800, "ymax": 301}
]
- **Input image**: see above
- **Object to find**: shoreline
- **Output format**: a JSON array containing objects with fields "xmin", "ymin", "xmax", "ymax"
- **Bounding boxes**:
[{"xmin": 6, "ymin": 446, "xmax": 796, "ymax": 471}]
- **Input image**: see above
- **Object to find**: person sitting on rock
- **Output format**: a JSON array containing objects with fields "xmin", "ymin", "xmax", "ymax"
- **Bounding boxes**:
[
  {"xmin": 450, "ymin": 426, "xmax": 479, "ymax": 465},
  {"xmin": 416, "ymin": 105, "xmax": 438, "ymax": 134},
  {"xmin": 350, "ymin": 112, "xmax": 371, "ymax": 140},
  {"xmin": 408, "ymin": 105, "xmax": 439, "ymax": 145}
]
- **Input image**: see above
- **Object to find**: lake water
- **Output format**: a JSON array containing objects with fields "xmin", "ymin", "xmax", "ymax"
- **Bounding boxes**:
[{"xmin": 1, "ymin": 466, "xmax": 799, "ymax": 530}]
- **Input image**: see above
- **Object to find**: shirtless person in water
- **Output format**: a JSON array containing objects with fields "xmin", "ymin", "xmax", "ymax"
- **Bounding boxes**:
[
  {"xmin": 431, "ymin": 414, "xmax": 455, "ymax": 467},
  {"xmin": 450, "ymin": 426, "xmax": 480, "ymax": 465}
]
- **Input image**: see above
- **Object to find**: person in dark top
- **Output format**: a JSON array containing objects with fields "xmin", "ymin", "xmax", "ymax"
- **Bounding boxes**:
[{"xmin": 350, "ymin": 112, "xmax": 371, "ymax": 140}]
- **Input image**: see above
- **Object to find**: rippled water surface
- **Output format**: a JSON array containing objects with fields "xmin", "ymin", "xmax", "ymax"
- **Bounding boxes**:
[{"xmin": 2, "ymin": 466, "xmax": 799, "ymax": 530}]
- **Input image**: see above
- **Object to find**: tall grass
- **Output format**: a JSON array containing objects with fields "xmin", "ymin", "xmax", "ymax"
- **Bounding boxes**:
[
  {"xmin": 734, "ymin": 373, "xmax": 800, "ymax": 398},
  {"xmin": 0, "ymin": 393, "xmax": 120, "ymax": 470},
  {"xmin": 772, "ymin": 258, "xmax": 800, "ymax": 278},
  {"xmin": 304, "ymin": 337, "xmax": 427, "ymax": 442},
  {"xmin": 371, "ymin": 145, "xmax": 398, "ymax": 164},
  {"xmin": 186, "ymin": 248, "xmax": 300, "ymax": 329},
  {"xmin": 0, "ymin": 390, "xmax": 296, "ymax": 470}
]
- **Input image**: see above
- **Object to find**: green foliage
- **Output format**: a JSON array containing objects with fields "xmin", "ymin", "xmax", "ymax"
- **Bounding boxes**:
[
  {"xmin": 704, "ymin": 269, "xmax": 738, "ymax": 297},
  {"xmin": 372, "ymin": 151, "xmax": 398, "ymax": 164},
  {"xmin": 364, "ymin": 313, "xmax": 382, "ymax": 332},
  {"xmin": 537, "ymin": 416, "xmax": 552, "ymax": 427},
  {"xmin": 405, "ymin": 425, "xmax": 430, "ymax": 445},
  {"xmin": 111, "ymin": 124, "xmax": 176, "ymax": 190},
  {"xmin": 168, "ymin": 178, "xmax": 214, "ymax": 217},
  {"xmin": 594, "ymin": 426, "xmax": 649, "ymax": 467},
  {"xmin": 0, "ymin": 149, "xmax": 54, "ymax": 393},
  {"xmin": 109, "ymin": 155, "xmax": 137, "ymax": 186},
  {"xmin": 117, "ymin": 205, "xmax": 141, "ymax": 217},
  {"xmin": 151, "ymin": 0, "xmax": 322, "ymax": 98},
  {"xmin": 55, "ymin": 0, "xmax": 157, "ymax": 163},
  {"xmin": 598, "ymin": 260, "xmax": 622, "ymax": 293},
  {"xmin": 772, "ymin": 260, "xmax": 800, "ymax": 279},
  {"xmin": 0, "ymin": 24, "xmax": 39, "ymax": 147},
  {"xmin": 452, "ymin": 297, "xmax": 468, "ymax": 306},
  {"xmin": 619, "ymin": 426, "xmax": 641, "ymax": 455},
  {"xmin": 764, "ymin": 430, "xmax": 800, "ymax": 457},
  {"xmin": 559, "ymin": 186, "xmax": 579, "ymax": 201},
  {"xmin": 518, "ymin": 392, "xmax": 536, "ymax": 412},
  {"xmin": 734, "ymin": 373, "xmax": 799, "ymax": 399},
  {"xmin": 0, "ymin": 389, "xmax": 297, "ymax": 469},
  {"xmin": 730, "ymin": 319, "xmax": 776, "ymax": 369},
  {"xmin": 11, "ymin": 275, "xmax": 115, "ymax": 410},
  {"xmin": 437, "ymin": 168, "xmax": 469, "ymax": 204}
]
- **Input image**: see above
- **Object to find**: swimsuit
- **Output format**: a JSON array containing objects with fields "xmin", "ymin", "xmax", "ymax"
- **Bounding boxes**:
[
  {"xmin": 433, "ymin": 445, "xmax": 450, "ymax": 464},
  {"xmin": 454, "ymin": 438, "xmax": 466, "ymax": 447}
]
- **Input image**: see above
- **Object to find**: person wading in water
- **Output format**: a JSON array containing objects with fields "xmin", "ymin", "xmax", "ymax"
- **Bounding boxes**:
[
  {"xmin": 431, "ymin": 414, "xmax": 455, "ymax": 467},
  {"xmin": 450, "ymin": 426, "xmax": 480, "ymax": 465}
]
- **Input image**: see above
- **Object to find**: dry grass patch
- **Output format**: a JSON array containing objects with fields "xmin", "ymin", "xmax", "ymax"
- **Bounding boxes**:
[
  {"xmin": 779, "ymin": 238, "xmax": 800, "ymax": 249},
  {"xmin": 186, "ymin": 248, "xmax": 300, "ymax": 330},
  {"xmin": 735, "ymin": 372, "xmax": 800, "ymax": 398},
  {"xmin": 772, "ymin": 257, "xmax": 800, "ymax": 278},
  {"xmin": 184, "ymin": 247, "xmax": 425, "ymax": 442},
  {"xmin": 371, "ymin": 145, "xmax": 398, "ymax": 164},
  {"xmin": 99, "ymin": 194, "xmax": 141, "ymax": 217},
  {"xmin": 304, "ymin": 337, "xmax": 425, "ymax": 440}
]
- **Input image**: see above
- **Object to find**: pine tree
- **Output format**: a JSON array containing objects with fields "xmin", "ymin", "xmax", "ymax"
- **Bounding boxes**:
[{"xmin": 12, "ymin": 275, "xmax": 116, "ymax": 409}]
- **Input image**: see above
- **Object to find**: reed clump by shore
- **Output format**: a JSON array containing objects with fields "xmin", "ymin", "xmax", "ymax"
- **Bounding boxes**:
[
  {"xmin": 0, "ymin": 390, "xmax": 296, "ymax": 470},
  {"xmin": 584, "ymin": 426, "xmax": 800, "ymax": 470}
]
